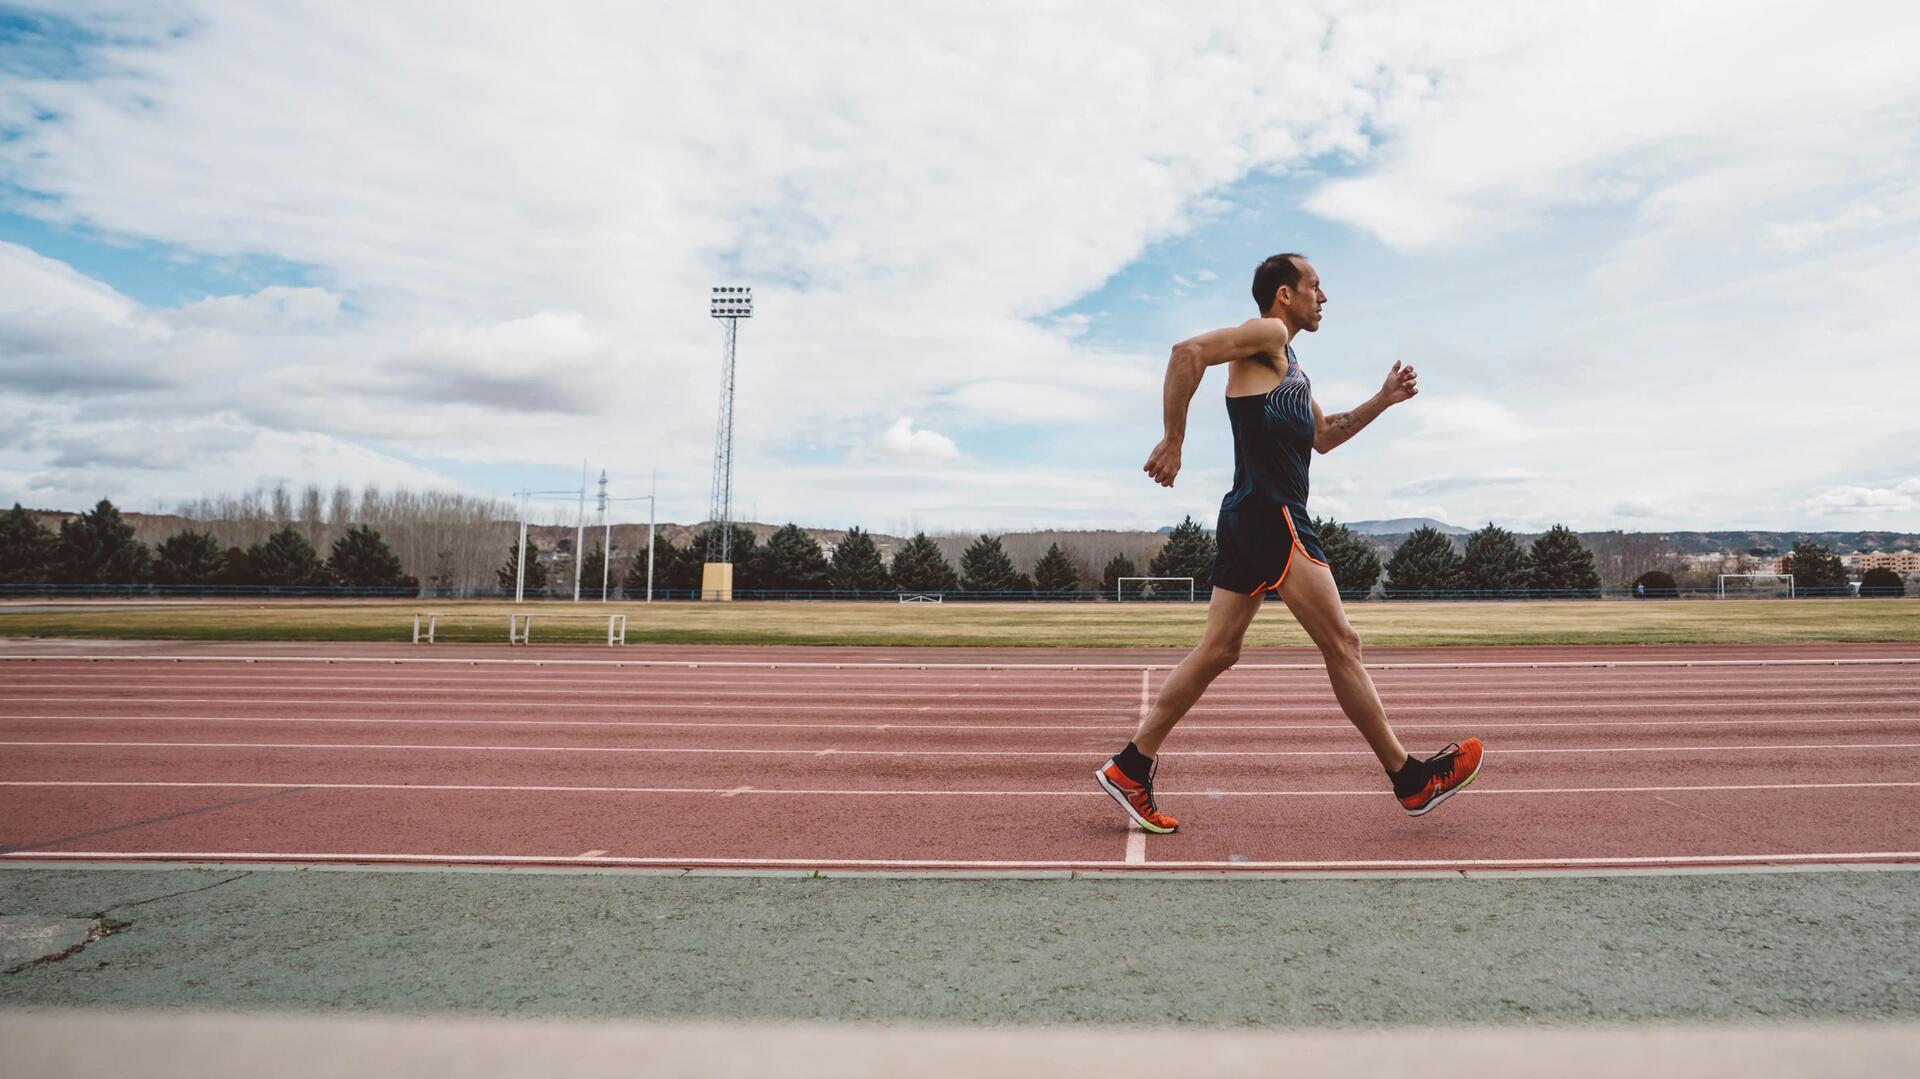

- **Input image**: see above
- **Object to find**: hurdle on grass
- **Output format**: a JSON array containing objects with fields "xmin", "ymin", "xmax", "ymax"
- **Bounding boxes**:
[
  {"xmin": 1117, "ymin": 576, "xmax": 1197, "ymax": 601},
  {"xmin": 505, "ymin": 613, "xmax": 627, "ymax": 645}
]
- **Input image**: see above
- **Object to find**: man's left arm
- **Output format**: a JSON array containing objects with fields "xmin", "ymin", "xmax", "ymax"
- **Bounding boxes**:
[{"xmin": 1312, "ymin": 360, "xmax": 1418, "ymax": 454}]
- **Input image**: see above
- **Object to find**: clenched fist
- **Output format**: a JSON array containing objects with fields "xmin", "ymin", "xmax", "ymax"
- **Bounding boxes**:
[{"xmin": 1144, "ymin": 438, "xmax": 1182, "ymax": 487}]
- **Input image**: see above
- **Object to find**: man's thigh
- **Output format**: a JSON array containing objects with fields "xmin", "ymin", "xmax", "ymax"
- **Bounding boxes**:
[
  {"xmin": 1198, "ymin": 583, "xmax": 1264, "ymax": 648},
  {"xmin": 1274, "ymin": 556, "xmax": 1355, "ymax": 648}
]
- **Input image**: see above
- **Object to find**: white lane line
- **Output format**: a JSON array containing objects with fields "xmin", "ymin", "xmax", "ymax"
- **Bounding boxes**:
[
  {"xmin": 10, "ymin": 695, "xmax": 1919, "ymax": 714},
  {"xmin": 5, "ymin": 779, "xmax": 1917, "ymax": 797},
  {"xmin": 9, "ymin": 739, "xmax": 1920, "ymax": 758},
  {"xmin": 576, "ymin": 850, "xmax": 607, "ymax": 858},
  {"xmin": 1125, "ymin": 824, "xmax": 1147, "ymax": 865},
  {"xmin": 7, "ymin": 654, "xmax": 1918, "ymax": 671},
  {"xmin": 4, "ymin": 712, "xmax": 1919, "ymax": 734},
  {"xmin": 14, "ymin": 672, "xmax": 1918, "ymax": 690},
  {"xmin": 4, "ymin": 849, "xmax": 1917, "ymax": 871}
]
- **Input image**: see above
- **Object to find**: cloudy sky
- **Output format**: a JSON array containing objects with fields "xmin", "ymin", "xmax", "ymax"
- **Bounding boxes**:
[{"xmin": 3, "ymin": 1, "xmax": 1917, "ymax": 533}]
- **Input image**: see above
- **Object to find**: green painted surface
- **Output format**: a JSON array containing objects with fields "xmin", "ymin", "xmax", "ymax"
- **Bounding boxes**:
[{"xmin": 3, "ymin": 867, "xmax": 1917, "ymax": 1024}]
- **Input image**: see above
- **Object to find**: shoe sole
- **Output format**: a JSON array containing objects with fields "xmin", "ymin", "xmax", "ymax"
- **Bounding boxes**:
[
  {"xmin": 1402, "ymin": 754, "xmax": 1483, "ymax": 818},
  {"xmin": 1094, "ymin": 767, "xmax": 1178, "ymax": 834}
]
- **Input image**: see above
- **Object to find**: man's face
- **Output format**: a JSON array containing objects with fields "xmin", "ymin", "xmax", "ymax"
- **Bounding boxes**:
[{"xmin": 1278, "ymin": 260, "xmax": 1327, "ymax": 332}]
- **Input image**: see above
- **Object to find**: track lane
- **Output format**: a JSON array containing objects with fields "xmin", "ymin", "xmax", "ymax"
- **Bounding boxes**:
[{"xmin": 3, "ymin": 645, "xmax": 1918, "ymax": 873}]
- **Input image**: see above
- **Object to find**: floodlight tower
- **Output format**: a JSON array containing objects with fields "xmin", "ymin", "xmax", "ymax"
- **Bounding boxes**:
[{"xmin": 704, "ymin": 285, "xmax": 751, "ymax": 601}]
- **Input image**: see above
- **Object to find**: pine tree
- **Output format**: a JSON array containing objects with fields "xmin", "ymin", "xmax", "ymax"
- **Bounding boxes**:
[
  {"xmin": 759, "ymin": 524, "xmax": 832, "ymax": 590},
  {"xmin": 624, "ymin": 535, "xmax": 694, "ymax": 596},
  {"xmin": 1032, "ymin": 542, "xmax": 1081, "ymax": 593},
  {"xmin": 1314, "ymin": 517, "xmax": 1382, "ymax": 596},
  {"xmin": 1148, "ymin": 516, "xmax": 1216, "ymax": 584},
  {"xmin": 889, "ymin": 533, "xmax": 958, "ymax": 591},
  {"xmin": 1860, "ymin": 567, "xmax": 1906, "ymax": 598},
  {"xmin": 1384, "ymin": 526, "xmax": 1461, "ymax": 598},
  {"xmin": 248, "ymin": 526, "xmax": 328, "ymax": 587},
  {"xmin": 1525, "ymin": 525, "xmax": 1602, "ymax": 597},
  {"xmin": 0, "ymin": 503, "xmax": 58, "ymax": 583},
  {"xmin": 1780, "ymin": 540, "xmax": 1848, "ymax": 595},
  {"xmin": 1458, "ymin": 523, "xmax": 1529, "ymax": 597},
  {"xmin": 828, "ymin": 527, "xmax": 890, "ymax": 591},
  {"xmin": 497, "ymin": 539, "xmax": 548, "ymax": 592},
  {"xmin": 1100, "ymin": 554, "xmax": 1139, "ymax": 598},
  {"xmin": 580, "ymin": 542, "xmax": 609, "ymax": 598},
  {"xmin": 57, "ymin": 499, "xmax": 151, "ymax": 583},
  {"xmin": 213, "ymin": 546, "xmax": 256, "ymax": 586},
  {"xmin": 151, "ymin": 530, "xmax": 225, "ymax": 586},
  {"xmin": 326, "ymin": 525, "xmax": 416, "ymax": 590},
  {"xmin": 958, "ymin": 534, "xmax": 1022, "ymax": 591}
]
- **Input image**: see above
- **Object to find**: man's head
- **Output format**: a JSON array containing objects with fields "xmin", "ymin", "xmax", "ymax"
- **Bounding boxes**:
[{"xmin": 1252, "ymin": 253, "xmax": 1326, "ymax": 332}]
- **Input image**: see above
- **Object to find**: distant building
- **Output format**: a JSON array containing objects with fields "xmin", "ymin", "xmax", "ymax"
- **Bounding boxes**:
[{"xmin": 1847, "ymin": 550, "xmax": 1920, "ymax": 575}]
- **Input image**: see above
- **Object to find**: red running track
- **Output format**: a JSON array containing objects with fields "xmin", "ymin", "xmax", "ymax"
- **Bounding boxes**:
[{"xmin": 2, "ymin": 643, "xmax": 1918, "ymax": 874}]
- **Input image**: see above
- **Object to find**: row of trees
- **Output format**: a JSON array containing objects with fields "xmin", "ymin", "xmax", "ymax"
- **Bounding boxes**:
[{"xmin": 1, "ymin": 501, "xmax": 417, "ymax": 590}]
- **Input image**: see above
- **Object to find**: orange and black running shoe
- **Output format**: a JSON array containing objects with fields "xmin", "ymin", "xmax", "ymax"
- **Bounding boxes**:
[
  {"xmin": 1398, "ymin": 738, "xmax": 1484, "ymax": 817},
  {"xmin": 1095, "ymin": 757, "xmax": 1180, "ymax": 833}
]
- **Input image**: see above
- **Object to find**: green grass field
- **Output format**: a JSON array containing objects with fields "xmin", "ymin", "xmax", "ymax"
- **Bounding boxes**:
[{"xmin": 2, "ymin": 597, "xmax": 1917, "ymax": 648}]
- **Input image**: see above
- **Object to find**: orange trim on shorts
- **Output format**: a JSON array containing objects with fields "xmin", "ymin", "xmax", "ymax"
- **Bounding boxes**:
[{"xmin": 1253, "ymin": 507, "xmax": 1328, "ymax": 596}]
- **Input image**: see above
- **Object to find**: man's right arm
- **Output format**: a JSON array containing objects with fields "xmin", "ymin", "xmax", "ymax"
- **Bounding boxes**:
[{"xmin": 1143, "ymin": 318, "xmax": 1289, "ymax": 487}]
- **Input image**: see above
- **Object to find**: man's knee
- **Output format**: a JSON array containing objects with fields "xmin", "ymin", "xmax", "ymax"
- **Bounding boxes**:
[
  {"xmin": 1321, "ymin": 625, "xmax": 1363, "ymax": 665},
  {"xmin": 1198, "ymin": 641, "xmax": 1242, "ymax": 673}
]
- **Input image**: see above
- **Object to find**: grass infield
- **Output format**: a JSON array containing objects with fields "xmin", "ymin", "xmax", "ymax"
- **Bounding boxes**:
[{"xmin": 1, "ymin": 597, "xmax": 1916, "ymax": 648}]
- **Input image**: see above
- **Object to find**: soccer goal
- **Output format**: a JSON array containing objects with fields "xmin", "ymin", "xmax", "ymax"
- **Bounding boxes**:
[
  {"xmin": 898, "ymin": 593, "xmax": 944, "ymax": 604},
  {"xmin": 1118, "ymin": 576, "xmax": 1197, "ymax": 601},
  {"xmin": 1718, "ymin": 573, "xmax": 1794, "ymax": 599}
]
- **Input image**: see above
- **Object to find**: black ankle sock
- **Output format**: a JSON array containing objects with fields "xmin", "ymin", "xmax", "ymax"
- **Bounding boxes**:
[
  {"xmin": 1389, "ymin": 755, "xmax": 1429, "ymax": 798},
  {"xmin": 1114, "ymin": 742, "xmax": 1153, "ymax": 783}
]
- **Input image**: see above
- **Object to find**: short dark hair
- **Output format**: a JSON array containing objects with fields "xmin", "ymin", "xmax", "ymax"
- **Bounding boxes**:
[{"xmin": 1252, "ymin": 253, "xmax": 1307, "ymax": 314}]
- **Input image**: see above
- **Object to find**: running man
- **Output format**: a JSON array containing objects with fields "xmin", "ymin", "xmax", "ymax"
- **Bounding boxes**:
[{"xmin": 1096, "ymin": 254, "xmax": 1483, "ymax": 833}]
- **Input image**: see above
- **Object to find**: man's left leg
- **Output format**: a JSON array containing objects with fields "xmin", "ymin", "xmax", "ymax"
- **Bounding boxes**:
[{"xmin": 1275, "ymin": 557, "xmax": 1483, "ymax": 815}]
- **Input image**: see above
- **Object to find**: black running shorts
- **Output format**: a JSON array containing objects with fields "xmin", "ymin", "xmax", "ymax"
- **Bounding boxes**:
[{"xmin": 1209, "ymin": 503, "xmax": 1329, "ymax": 596}]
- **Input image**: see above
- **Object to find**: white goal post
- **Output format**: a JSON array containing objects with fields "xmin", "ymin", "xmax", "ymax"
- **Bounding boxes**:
[
  {"xmin": 898, "ymin": 593, "xmax": 944, "ymax": 604},
  {"xmin": 1117, "ymin": 576, "xmax": 1197, "ymax": 601},
  {"xmin": 1718, "ymin": 573, "xmax": 1794, "ymax": 599}
]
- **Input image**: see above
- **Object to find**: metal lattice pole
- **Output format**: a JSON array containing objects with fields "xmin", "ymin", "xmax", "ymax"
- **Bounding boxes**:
[
  {"xmin": 707, "ymin": 287, "xmax": 751, "ymax": 570},
  {"xmin": 709, "ymin": 316, "xmax": 738, "ymax": 564}
]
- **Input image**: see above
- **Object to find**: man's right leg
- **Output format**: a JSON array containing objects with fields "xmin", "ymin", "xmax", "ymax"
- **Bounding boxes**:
[
  {"xmin": 1096, "ymin": 586, "xmax": 1263, "ymax": 833},
  {"xmin": 1131, "ymin": 585, "xmax": 1263, "ymax": 756}
]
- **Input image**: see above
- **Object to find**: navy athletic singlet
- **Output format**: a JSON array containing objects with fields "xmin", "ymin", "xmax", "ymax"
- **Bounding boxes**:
[
  {"xmin": 1222, "ymin": 344, "xmax": 1313, "ymax": 510},
  {"xmin": 1210, "ymin": 343, "xmax": 1329, "ymax": 595}
]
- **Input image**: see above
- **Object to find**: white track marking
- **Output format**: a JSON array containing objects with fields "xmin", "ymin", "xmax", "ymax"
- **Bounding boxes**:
[
  {"xmin": 3, "ymin": 849, "xmax": 1917, "ymax": 871},
  {"xmin": 9, "ymin": 739, "xmax": 1920, "ymax": 758},
  {"xmin": 1125, "ymin": 824, "xmax": 1146, "ymax": 865},
  {"xmin": 9, "ymin": 694, "xmax": 1918, "ymax": 715},
  {"xmin": 5, "ymin": 779, "xmax": 1917, "ymax": 797},
  {"xmin": 5, "ymin": 653, "xmax": 1918, "ymax": 671},
  {"xmin": 12, "ymin": 676, "xmax": 1919, "ymax": 699},
  {"xmin": 4, "ymin": 712, "xmax": 1919, "ymax": 734},
  {"xmin": 11, "ymin": 673, "xmax": 1920, "ymax": 697}
]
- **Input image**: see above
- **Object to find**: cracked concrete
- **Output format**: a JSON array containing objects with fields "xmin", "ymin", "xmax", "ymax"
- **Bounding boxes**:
[
  {"xmin": 2, "ymin": 866, "xmax": 1917, "ymax": 1023},
  {"xmin": 1, "ymin": 872, "xmax": 251, "ymax": 975}
]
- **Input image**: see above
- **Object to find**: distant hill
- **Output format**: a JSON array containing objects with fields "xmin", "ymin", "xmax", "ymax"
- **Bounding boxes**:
[{"xmin": 1347, "ymin": 517, "xmax": 1469, "ymax": 536}]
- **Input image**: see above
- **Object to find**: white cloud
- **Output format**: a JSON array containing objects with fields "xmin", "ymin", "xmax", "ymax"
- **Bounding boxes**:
[
  {"xmin": 1, "ymin": 2, "xmax": 1917, "ymax": 532},
  {"xmin": 1807, "ymin": 480, "xmax": 1920, "ymax": 515},
  {"xmin": 873, "ymin": 418, "xmax": 958, "ymax": 462}
]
